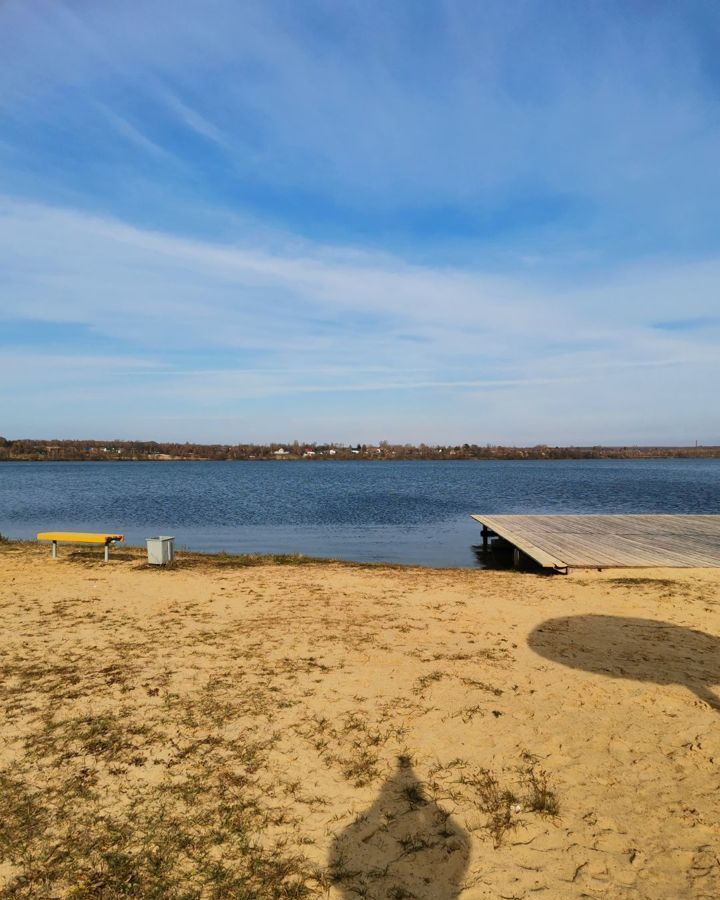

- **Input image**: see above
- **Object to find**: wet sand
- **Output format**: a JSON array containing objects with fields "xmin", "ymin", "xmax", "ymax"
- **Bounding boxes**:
[{"xmin": 1, "ymin": 542, "xmax": 718, "ymax": 898}]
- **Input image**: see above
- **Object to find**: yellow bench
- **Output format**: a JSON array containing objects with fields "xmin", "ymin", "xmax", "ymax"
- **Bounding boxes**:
[{"xmin": 37, "ymin": 532, "xmax": 124, "ymax": 562}]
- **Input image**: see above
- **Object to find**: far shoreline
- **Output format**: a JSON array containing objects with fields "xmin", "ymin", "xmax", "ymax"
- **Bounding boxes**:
[{"xmin": 3, "ymin": 453, "xmax": 720, "ymax": 463}]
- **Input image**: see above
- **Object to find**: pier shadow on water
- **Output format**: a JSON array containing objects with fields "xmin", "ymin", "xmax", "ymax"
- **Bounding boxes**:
[
  {"xmin": 471, "ymin": 542, "xmax": 541, "ymax": 571},
  {"xmin": 528, "ymin": 615, "xmax": 720, "ymax": 712},
  {"xmin": 328, "ymin": 755, "xmax": 470, "ymax": 898}
]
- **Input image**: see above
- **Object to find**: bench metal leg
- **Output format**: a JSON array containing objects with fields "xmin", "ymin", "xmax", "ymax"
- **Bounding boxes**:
[
  {"xmin": 52, "ymin": 541, "xmax": 57, "ymax": 559},
  {"xmin": 104, "ymin": 542, "xmax": 110, "ymax": 562}
]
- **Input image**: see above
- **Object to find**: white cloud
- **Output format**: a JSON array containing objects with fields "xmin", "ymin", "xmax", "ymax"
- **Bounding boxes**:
[{"xmin": 0, "ymin": 196, "xmax": 718, "ymax": 442}]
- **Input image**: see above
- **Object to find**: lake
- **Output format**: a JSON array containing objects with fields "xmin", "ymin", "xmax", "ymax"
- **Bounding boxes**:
[{"xmin": 1, "ymin": 459, "xmax": 719, "ymax": 567}]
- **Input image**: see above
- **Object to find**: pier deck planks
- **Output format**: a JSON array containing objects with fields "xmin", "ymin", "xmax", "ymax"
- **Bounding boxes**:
[{"xmin": 470, "ymin": 514, "xmax": 720, "ymax": 570}]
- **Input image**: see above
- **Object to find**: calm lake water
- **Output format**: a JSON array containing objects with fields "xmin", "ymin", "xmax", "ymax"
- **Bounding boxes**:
[{"xmin": 1, "ymin": 459, "xmax": 719, "ymax": 567}]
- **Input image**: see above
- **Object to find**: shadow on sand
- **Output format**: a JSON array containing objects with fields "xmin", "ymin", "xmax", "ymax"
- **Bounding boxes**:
[
  {"xmin": 528, "ymin": 615, "xmax": 720, "ymax": 711},
  {"xmin": 328, "ymin": 755, "xmax": 469, "ymax": 898}
]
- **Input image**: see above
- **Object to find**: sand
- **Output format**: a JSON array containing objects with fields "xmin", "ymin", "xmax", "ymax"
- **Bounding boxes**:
[{"xmin": 0, "ymin": 542, "xmax": 718, "ymax": 898}]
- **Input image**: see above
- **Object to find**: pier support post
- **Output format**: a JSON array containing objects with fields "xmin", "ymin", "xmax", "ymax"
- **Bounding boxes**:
[
  {"xmin": 513, "ymin": 548, "xmax": 521, "ymax": 569},
  {"xmin": 481, "ymin": 526, "xmax": 489, "ymax": 551}
]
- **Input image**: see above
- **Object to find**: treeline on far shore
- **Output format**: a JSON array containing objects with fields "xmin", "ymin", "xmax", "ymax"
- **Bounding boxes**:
[{"xmin": 1, "ymin": 437, "xmax": 719, "ymax": 462}]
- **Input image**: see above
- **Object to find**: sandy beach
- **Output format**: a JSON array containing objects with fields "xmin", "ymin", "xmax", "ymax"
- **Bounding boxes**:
[{"xmin": 0, "ymin": 542, "xmax": 718, "ymax": 898}]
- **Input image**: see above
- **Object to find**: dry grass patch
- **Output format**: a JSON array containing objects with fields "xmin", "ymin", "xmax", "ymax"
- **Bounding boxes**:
[
  {"xmin": 429, "ymin": 754, "xmax": 560, "ymax": 848},
  {"xmin": 0, "ymin": 678, "xmax": 324, "ymax": 898}
]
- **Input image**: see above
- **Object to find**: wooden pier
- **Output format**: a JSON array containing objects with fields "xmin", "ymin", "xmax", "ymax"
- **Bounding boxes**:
[{"xmin": 471, "ymin": 514, "xmax": 720, "ymax": 572}]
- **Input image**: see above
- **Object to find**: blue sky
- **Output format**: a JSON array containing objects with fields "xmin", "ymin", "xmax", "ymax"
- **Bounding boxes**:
[{"xmin": 1, "ymin": 0, "xmax": 719, "ymax": 444}]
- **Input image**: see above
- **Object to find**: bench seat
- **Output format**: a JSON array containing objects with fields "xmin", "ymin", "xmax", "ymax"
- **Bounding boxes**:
[{"xmin": 37, "ymin": 532, "xmax": 124, "ymax": 561}]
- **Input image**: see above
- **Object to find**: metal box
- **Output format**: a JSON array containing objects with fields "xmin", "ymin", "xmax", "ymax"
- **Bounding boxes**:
[{"xmin": 146, "ymin": 536, "xmax": 175, "ymax": 565}]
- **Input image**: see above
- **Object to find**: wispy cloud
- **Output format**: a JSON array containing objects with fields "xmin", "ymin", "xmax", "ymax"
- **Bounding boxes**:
[
  {"xmin": 157, "ymin": 90, "xmax": 227, "ymax": 148},
  {"xmin": 652, "ymin": 316, "xmax": 720, "ymax": 332},
  {"xmin": 0, "ymin": 197, "xmax": 718, "ymax": 442},
  {"xmin": 96, "ymin": 105, "xmax": 173, "ymax": 160},
  {"xmin": 2, "ymin": 1, "xmax": 720, "ymax": 256}
]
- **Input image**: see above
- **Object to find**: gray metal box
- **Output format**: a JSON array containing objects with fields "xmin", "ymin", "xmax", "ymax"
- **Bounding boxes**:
[{"xmin": 146, "ymin": 536, "xmax": 175, "ymax": 565}]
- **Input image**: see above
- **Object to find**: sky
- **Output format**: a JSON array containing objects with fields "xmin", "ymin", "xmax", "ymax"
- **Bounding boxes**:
[{"xmin": 1, "ymin": 0, "xmax": 719, "ymax": 445}]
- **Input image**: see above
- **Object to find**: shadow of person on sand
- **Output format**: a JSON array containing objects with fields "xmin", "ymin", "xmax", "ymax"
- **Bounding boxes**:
[
  {"xmin": 528, "ymin": 615, "xmax": 720, "ymax": 712},
  {"xmin": 328, "ymin": 755, "xmax": 470, "ymax": 899}
]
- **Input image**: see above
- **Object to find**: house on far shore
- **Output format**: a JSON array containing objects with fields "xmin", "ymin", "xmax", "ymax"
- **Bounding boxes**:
[{"xmin": 273, "ymin": 448, "xmax": 290, "ymax": 457}]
